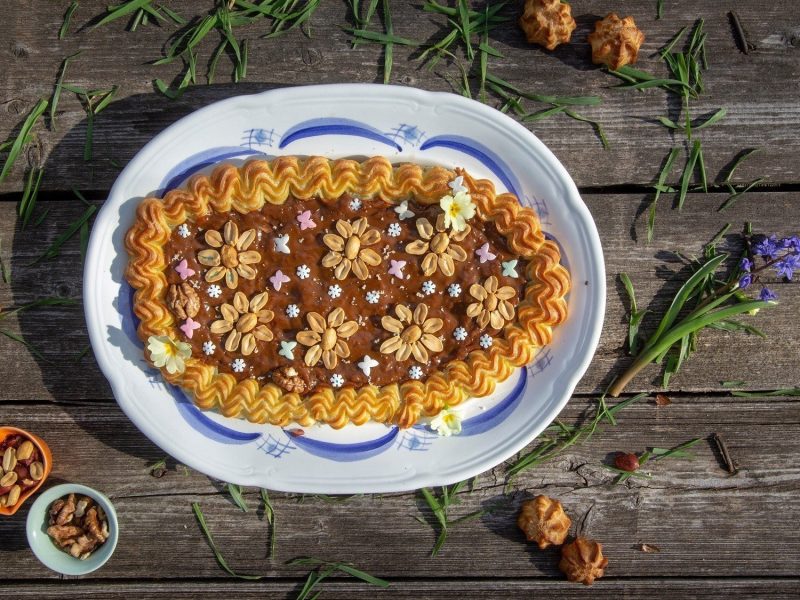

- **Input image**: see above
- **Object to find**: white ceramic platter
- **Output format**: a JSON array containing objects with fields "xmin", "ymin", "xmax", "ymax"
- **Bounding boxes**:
[{"xmin": 84, "ymin": 84, "xmax": 604, "ymax": 494}]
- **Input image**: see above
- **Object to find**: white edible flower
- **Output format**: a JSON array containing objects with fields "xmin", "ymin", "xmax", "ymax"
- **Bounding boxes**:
[
  {"xmin": 408, "ymin": 365, "xmax": 423, "ymax": 380},
  {"xmin": 177, "ymin": 223, "xmax": 191, "ymax": 238},
  {"xmin": 328, "ymin": 284, "xmax": 342, "ymax": 298},
  {"xmin": 479, "ymin": 334, "xmax": 493, "ymax": 349},
  {"xmin": 453, "ymin": 327, "xmax": 468, "ymax": 342},
  {"xmin": 447, "ymin": 283, "xmax": 462, "ymax": 298},
  {"xmin": 448, "ymin": 175, "xmax": 468, "ymax": 194},
  {"xmin": 422, "ymin": 280, "xmax": 436, "ymax": 295},
  {"xmin": 349, "ymin": 198, "xmax": 362, "ymax": 211},
  {"xmin": 394, "ymin": 200, "xmax": 415, "ymax": 220},
  {"xmin": 296, "ymin": 264, "xmax": 311, "ymax": 279},
  {"xmin": 430, "ymin": 406, "xmax": 463, "ymax": 437},
  {"xmin": 330, "ymin": 373, "xmax": 344, "ymax": 388},
  {"xmin": 202, "ymin": 341, "xmax": 216, "ymax": 356},
  {"xmin": 231, "ymin": 358, "xmax": 246, "ymax": 373},
  {"xmin": 365, "ymin": 291, "xmax": 381, "ymax": 304},
  {"xmin": 440, "ymin": 191, "xmax": 476, "ymax": 233},
  {"xmin": 286, "ymin": 304, "xmax": 300, "ymax": 318},
  {"xmin": 207, "ymin": 284, "xmax": 222, "ymax": 299},
  {"xmin": 358, "ymin": 354, "xmax": 379, "ymax": 377},
  {"xmin": 387, "ymin": 222, "xmax": 402, "ymax": 237},
  {"xmin": 278, "ymin": 340, "xmax": 297, "ymax": 360},
  {"xmin": 274, "ymin": 234, "xmax": 290, "ymax": 254},
  {"xmin": 147, "ymin": 335, "xmax": 191, "ymax": 375},
  {"xmin": 502, "ymin": 259, "xmax": 519, "ymax": 278}
]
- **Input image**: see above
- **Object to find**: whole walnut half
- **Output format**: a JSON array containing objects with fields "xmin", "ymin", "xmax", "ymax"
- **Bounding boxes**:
[
  {"xmin": 517, "ymin": 495, "xmax": 571, "ymax": 549},
  {"xmin": 519, "ymin": 0, "xmax": 576, "ymax": 50},
  {"xmin": 587, "ymin": 13, "xmax": 645, "ymax": 70},
  {"xmin": 273, "ymin": 366, "xmax": 308, "ymax": 394},
  {"xmin": 167, "ymin": 282, "xmax": 200, "ymax": 320},
  {"xmin": 559, "ymin": 537, "xmax": 608, "ymax": 585}
]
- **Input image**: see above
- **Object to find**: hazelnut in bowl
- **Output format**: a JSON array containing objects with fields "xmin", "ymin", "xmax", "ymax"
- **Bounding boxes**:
[
  {"xmin": 0, "ymin": 426, "xmax": 53, "ymax": 516},
  {"xmin": 26, "ymin": 483, "xmax": 119, "ymax": 575}
]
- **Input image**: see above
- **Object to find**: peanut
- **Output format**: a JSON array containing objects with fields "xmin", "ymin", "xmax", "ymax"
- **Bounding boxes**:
[
  {"xmin": 30, "ymin": 461, "xmax": 44, "ymax": 481},
  {"xmin": 6, "ymin": 485, "xmax": 21, "ymax": 506},
  {"xmin": 0, "ymin": 470, "xmax": 17, "ymax": 487},
  {"xmin": 2, "ymin": 447, "xmax": 16, "ymax": 472},
  {"xmin": 16, "ymin": 440, "xmax": 34, "ymax": 461}
]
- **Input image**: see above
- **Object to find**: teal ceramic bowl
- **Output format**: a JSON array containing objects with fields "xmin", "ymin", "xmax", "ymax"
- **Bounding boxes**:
[{"xmin": 26, "ymin": 483, "xmax": 119, "ymax": 575}]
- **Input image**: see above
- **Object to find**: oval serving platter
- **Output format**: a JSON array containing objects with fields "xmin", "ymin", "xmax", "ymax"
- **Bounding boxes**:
[{"xmin": 84, "ymin": 84, "xmax": 605, "ymax": 494}]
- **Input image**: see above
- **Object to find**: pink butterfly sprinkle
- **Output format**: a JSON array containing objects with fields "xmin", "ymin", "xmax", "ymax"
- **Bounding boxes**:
[
  {"xmin": 175, "ymin": 259, "xmax": 195, "ymax": 280},
  {"xmin": 296, "ymin": 210, "xmax": 316, "ymax": 230},
  {"xmin": 270, "ymin": 269, "xmax": 291, "ymax": 291},
  {"xmin": 388, "ymin": 259, "xmax": 406, "ymax": 279},
  {"xmin": 476, "ymin": 243, "xmax": 497, "ymax": 264},
  {"xmin": 180, "ymin": 317, "xmax": 201, "ymax": 339}
]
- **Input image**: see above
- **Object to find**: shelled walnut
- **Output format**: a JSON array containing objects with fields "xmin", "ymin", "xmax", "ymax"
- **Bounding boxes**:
[
  {"xmin": 0, "ymin": 434, "xmax": 44, "ymax": 509},
  {"xmin": 273, "ymin": 366, "xmax": 309, "ymax": 394},
  {"xmin": 559, "ymin": 537, "xmax": 608, "ymax": 585},
  {"xmin": 517, "ymin": 495, "xmax": 571, "ymax": 549},
  {"xmin": 167, "ymin": 282, "xmax": 200, "ymax": 320},
  {"xmin": 587, "ymin": 13, "xmax": 645, "ymax": 70},
  {"xmin": 46, "ymin": 494, "xmax": 110, "ymax": 560},
  {"xmin": 519, "ymin": 0, "xmax": 576, "ymax": 50}
]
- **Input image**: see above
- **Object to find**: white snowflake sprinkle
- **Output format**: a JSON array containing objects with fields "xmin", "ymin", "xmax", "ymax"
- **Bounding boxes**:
[
  {"xmin": 447, "ymin": 283, "xmax": 461, "ymax": 297},
  {"xmin": 408, "ymin": 365, "xmax": 423, "ymax": 380},
  {"xmin": 453, "ymin": 327, "xmax": 468, "ymax": 342},
  {"xmin": 286, "ymin": 304, "xmax": 300, "ymax": 318},
  {"xmin": 203, "ymin": 341, "xmax": 216, "ymax": 355},
  {"xmin": 349, "ymin": 197, "xmax": 362, "ymax": 211},
  {"xmin": 274, "ymin": 234, "xmax": 290, "ymax": 254},
  {"xmin": 422, "ymin": 280, "xmax": 436, "ymax": 295},
  {"xmin": 207, "ymin": 284, "xmax": 222, "ymax": 299},
  {"xmin": 296, "ymin": 264, "xmax": 311, "ymax": 279},
  {"xmin": 480, "ymin": 334, "xmax": 493, "ymax": 349},
  {"xmin": 387, "ymin": 222, "xmax": 402, "ymax": 237},
  {"xmin": 328, "ymin": 284, "xmax": 342, "ymax": 298},
  {"xmin": 231, "ymin": 358, "xmax": 246, "ymax": 373},
  {"xmin": 330, "ymin": 373, "xmax": 345, "ymax": 388},
  {"xmin": 177, "ymin": 223, "xmax": 190, "ymax": 238},
  {"xmin": 366, "ymin": 291, "xmax": 381, "ymax": 304}
]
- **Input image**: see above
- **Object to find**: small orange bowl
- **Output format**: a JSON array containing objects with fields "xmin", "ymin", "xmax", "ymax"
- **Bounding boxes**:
[{"xmin": 0, "ymin": 426, "xmax": 53, "ymax": 516}]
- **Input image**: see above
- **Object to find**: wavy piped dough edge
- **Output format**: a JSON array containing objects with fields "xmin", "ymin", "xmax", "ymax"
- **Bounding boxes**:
[{"xmin": 125, "ymin": 156, "xmax": 570, "ymax": 429}]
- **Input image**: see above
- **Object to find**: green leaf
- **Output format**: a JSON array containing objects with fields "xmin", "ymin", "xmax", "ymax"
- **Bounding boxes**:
[
  {"xmin": 619, "ymin": 273, "xmax": 647, "ymax": 355},
  {"xmin": 657, "ymin": 116, "xmax": 679, "ymax": 129},
  {"xmin": 192, "ymin": 502, "xmax": 266, "ymax": 580},
  {"xmin": 95, "ymin": 0, "xmax": 155, "ymax": 28},
  {"xmin": 28, "ymin": 204, "xmax": 97, "ymax": 266},
  {"xmin": 226, "ymin": 483, "xmax": 249, "ymax": 512},
  {"xmin": 18, "ymin": 167, "xmax": 44, "ymax": 229},
  {"xmin": 648, "ymin": 146, "xmax": 680, "ymax": 243},
  {"xmin": 693, "ymin": 107, "xmax": 727, "ymax": 130},
  {"xmin": 50, "ymin": 51, "xmax": 82, "ymax": 131},
  {"xmin": 382, "ymin": 0, "xmax": 393, "ymax": 84},
  {"xmin": 260, "ymin": 488, "xmax": 276, "ymax": 558},
  {"xmin": 0, "ymin": 98, "xmax": 48, "ymax": 185},
  {"xmin": 677, "ymin": 139, "xmax": 701, "ymax": 210},
  {"xmin": 732, "ymin": 388, "xmax": 800, "ymax": 397},
  {"xmin": 722, "ymin": 148, "xmax": 760, "ymax": 184},
  {"xmin": 60, "ymin": 1, "xmax": 80, "ymax": 39},
  {"xmin": 718, "ymin": 177, "xmax": 764, "ymax": 212}
]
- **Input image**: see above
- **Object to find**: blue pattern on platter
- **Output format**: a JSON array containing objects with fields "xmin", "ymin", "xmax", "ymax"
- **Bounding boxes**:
[{"xmin": 279, "ymin": 118, "xmax": 403, "ymax": 151}]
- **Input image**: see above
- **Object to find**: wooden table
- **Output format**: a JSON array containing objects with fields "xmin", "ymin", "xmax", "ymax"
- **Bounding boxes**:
[{"xmin": 1, "ymin": 1, "xmax": 798, "ymax": 597}]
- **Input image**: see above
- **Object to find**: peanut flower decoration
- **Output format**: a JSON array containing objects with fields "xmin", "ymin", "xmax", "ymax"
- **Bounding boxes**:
[
  {"xmin": 296, "ymin": 307, "xmax": 358, "ymax": 370},
  {"xmin": 210, "ymin": 291, "xmax": 274, "ymax": 356},
  {"xmin": 322, "ymin": 218, "xmax": 382, "ymax": 280},
  {"xmin": 405, "ymin": 214, "xmax": 470, "ymax": 277},
  {"xmin": 467, "ymin": 275, "xmax": 516, "ymax": 329},
  {"xmin": 197, "ymin": 220, "xmax": 261, "ymax": 289},
  {"xmin": 380, "ymin": 303, "xmax": 443, "ymax": 362}
]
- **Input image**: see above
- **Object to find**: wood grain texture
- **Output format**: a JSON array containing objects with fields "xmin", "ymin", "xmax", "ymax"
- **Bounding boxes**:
[
  {"xmin": 0, "ymin": 1, "xmax": 799, "ymax": 191},
  {"xmin": 0, "ymin": 398, "xmax": 797, "ymax": 579}
]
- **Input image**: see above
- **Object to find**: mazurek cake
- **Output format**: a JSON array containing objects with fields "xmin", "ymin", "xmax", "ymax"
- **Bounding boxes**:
[{"xmin": 125, "ymin": 157, "xmax": 569, "ymax": 429}]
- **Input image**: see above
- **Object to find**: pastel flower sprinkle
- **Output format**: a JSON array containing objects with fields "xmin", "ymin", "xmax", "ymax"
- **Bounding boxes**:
[
  {"xmin": 328, "ymin": 284, "xmax": 342, "ymax": 298},
  {"xmin": 349, "ymin": 198, "xmax": 362, "ymax": 211},
  {"xmin": 278, "ymin": 340, "xmax": 297, "ymax": 360},
  {"xmin": 394, "ymin": 200, "xmax": 414, "ymax": 220},
  {"xmin": 269, "ymin": 269, "xmax": 291, "ymax": 291},
  {"xmin": 366, "ymin": 291, "xmax": 381, "ymax": 304},
  {"xmin": 180, "ymin": 317, "xmax": 201, "ymax": 339},
  {"xmin": 207, "ymin": 284, "xmax": 222, "ymax": 299},
  {"xmin": 274, "ymin": 234, "xmax": 290, "ymax": 254},
  {"xmin": 175, "ymin": 258, "xmax": 195, "ymax": 280},
  {"xmin": 502, "ymin": 259, "xmax": 519, "ymax": 278},
  {"xmin": 448, "ymin": 283, "xmax": 462, "ymax": 297},
  {"xmin": 408, "ymin": 365, "xmax": 423, "ymax": 380},
  {"xmin": 231, "ymin": 358, "xmax": 246, "ymax": 373},
  {"xmin": 479, "ymin": 334, "xmax": 493, "ymax": 349},
  {"xmin": 388, "ymin": 259, "xmax": 406, "ymax": 279},
  {"xmin": 430, "ymin": 406, "xmax": 463, "ymax": 436},
  {"xmin": 286, "ymin": 304, "xmax": 300, "ymax": 318},
  {"xmin": 453, "ymin": 327, "xmax": 468, "ymax": 341},
  {"xmin": 388, "ymin": 222, "xmax": 402, "ymax": 237},
  {"xmin": 202, "ymin": 341, "xmax": 216, "ymax": 355},
  {"xmin": 296, "ymin": 210, "xmax": 316, "ymax": 230},
  {"xmin": 448, "ymin": 175, "xmax": 468, "ymax": 194},
  {"xmin": 296, "ymin": 264, "xmax": 311, "ymax": 279},
  {"xmin": 475, "ymin": 242, "xmax": 497, "ymax": 264},
  {"xmin": 330, "ymin": 373, "xmax": 344, "ymax": 388},
  {"xmin": 422, "ymin": 280, "xmax": 436, "ymax": 295},
  {"xmin": 358, "ymin": 354, "xmax": 379, "ymax": 377},
  {"xmin": 177, "ymin": 223, "xmax": 191, "ymax": 238}
]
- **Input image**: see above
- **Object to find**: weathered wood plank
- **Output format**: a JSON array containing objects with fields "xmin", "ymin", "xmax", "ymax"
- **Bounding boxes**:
[
  {"xmin": 0, "ymin": 399, "xmax": 797, "ymax": 579},
  {"xmin": 0, "ymin": 191, "xmax": 797, "ymax": 401},
  {"xmin": 1, "ymin": 1, "xmax": 799, "ymax": 191},
  {"xmin": 5, "ymin": 579, "xmax": 800, "ymax": 599}
]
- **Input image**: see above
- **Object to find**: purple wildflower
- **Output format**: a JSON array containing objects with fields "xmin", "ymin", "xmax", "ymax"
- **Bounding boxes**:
[
  {"xmin": 738, "ymin": 273, "xmax": 752, "ymax": 289},
  {"xmin": 752, "ymin": 235, "xmax": 780, "ymax": 259},
  {"xmin": 759, "ymin": 287, "xmax": 778, "ymax": 301},
  {"xmin": 739, "ymin": 257, "xmax": 753, "ymax": 272},
  {"xmin": 781, "ymin": 235, "xmax": 800, "ymax": 252},
  {"xmin": 774, "ymin": 253, "xmax": 800, "ymax": 280}
]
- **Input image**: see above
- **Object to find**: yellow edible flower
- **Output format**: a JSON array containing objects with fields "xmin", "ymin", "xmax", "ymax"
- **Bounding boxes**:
[
  {"xmin": 430, "ymin": 406, "xmax": 464, "ymax": 437},
  {"xmin": 440, "ymin": 191, "xmax": 476, "ymax": 233},
  {"xmin": 147, "ymin": 335, "xmax": 191, "ymax": 375}
]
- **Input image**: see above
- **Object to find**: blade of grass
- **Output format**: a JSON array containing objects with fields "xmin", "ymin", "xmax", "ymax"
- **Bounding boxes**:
[
  {"xmin": 95, "ymin": 0, "xmax": 155, "ymax": 28},
  {"xmin": 677, "ymin": 140, "xmax": 701, "ymax": 210},
  {"xmin": 60, "ymin": 1, "xmax": 80, "ymax": 39},
  {"xmin": 620, "ymin": 273, "xmax": 648, "ymax": 355},
  {"xmin": 648, "ymin": 146, "xmax": 680, "ymax": 242},
  {"xmin": 159, "ymin": 4, "xmax": 185, "ymax": 25},
  {"xmin": 50, "ymin": 51, "xmax": 82, "ymax": 131},
  {"xmin": 718, "ymin": 177, "xmax": 764, "ymax": 211},
  {"xmin": 226, "ymin": 483, "xmax": 249, "ymax": 512},
  {"xmin": 0, "ymin": 98, "xmax": 48, "ymax": 185},
  {"xmin": 192, "ymin": 502, "xmax": 266, "ymax": 580},
  {"xmin": 28, "ymin": 204, "xmax": 97, "ymax": 265},
  {"xmin": 288, "ymin": 558, "xmax": 390, "ymax": 589},
  {"xmin": 694, "ymin": 107, "xmax": 727, "ymax": 130},
  {"xmin": 260, "ymin": 488, "xmax": 276, "ymax": 558},
  {"xmin": 18, "ymin": 167, "xmax": 44, "ymax": 229},
  {"xmin": 564, "ymin": 109, "xmax": 609, "ymax": 149},
  {"xmin": 382, "ymin": 0, "xmax": 393, "ymax": 84}
]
